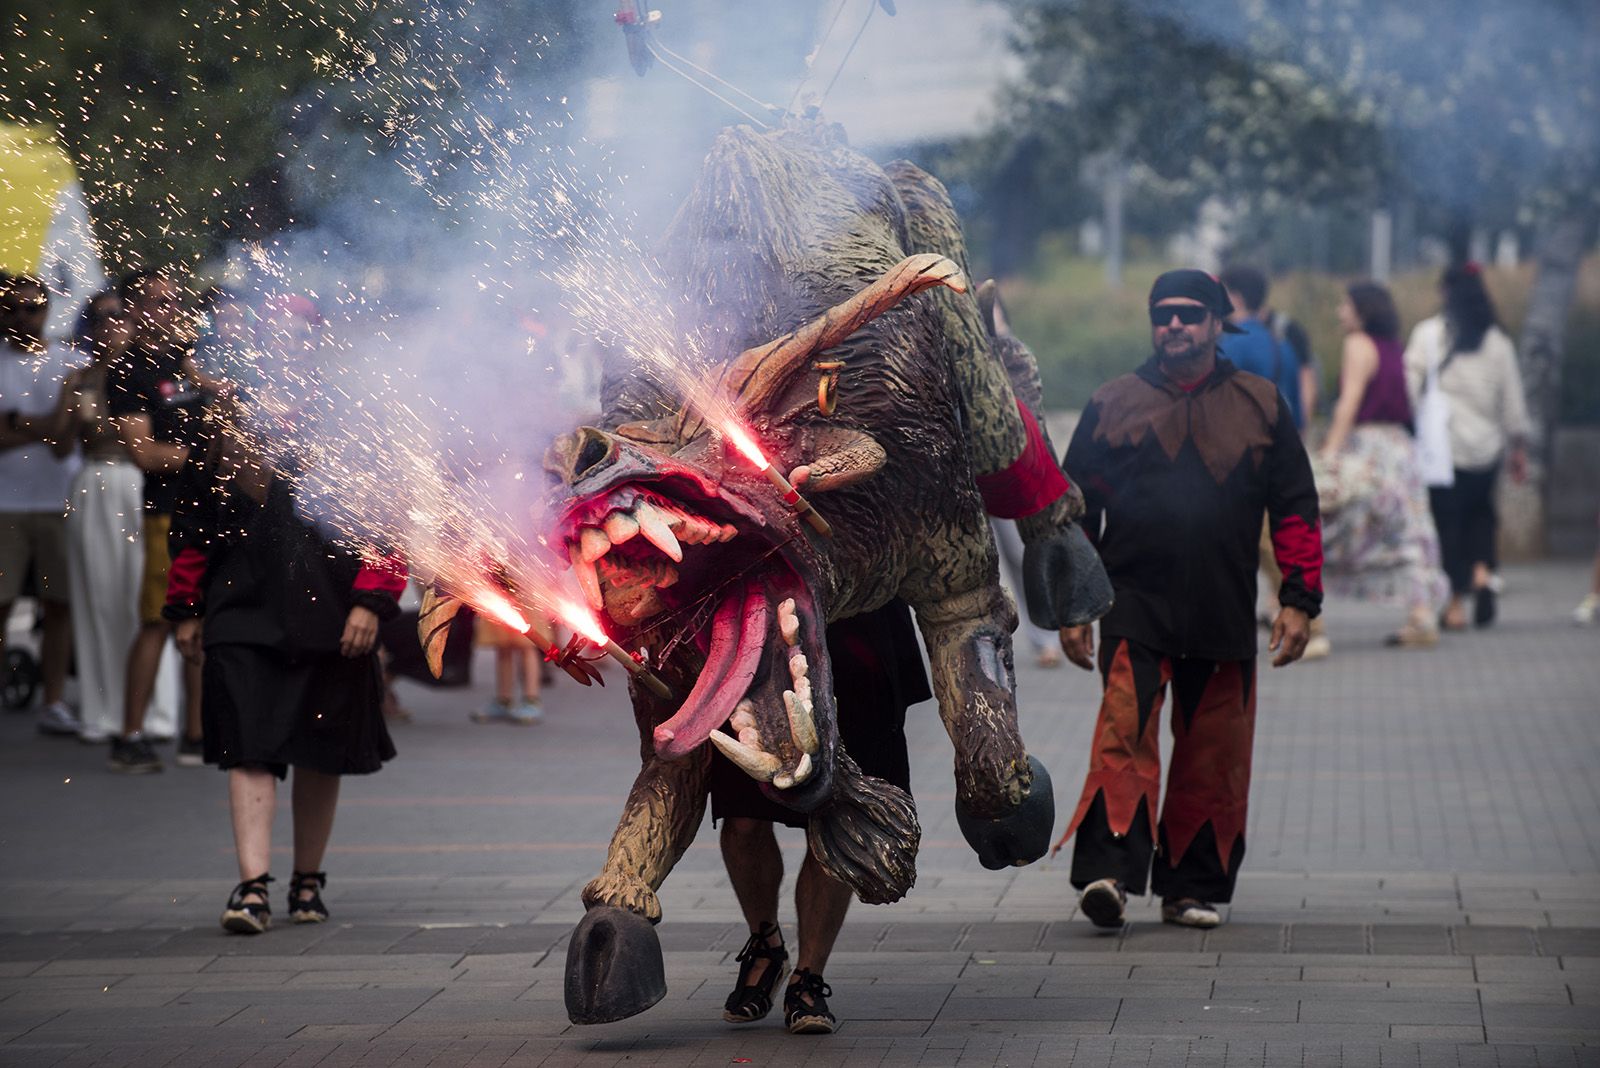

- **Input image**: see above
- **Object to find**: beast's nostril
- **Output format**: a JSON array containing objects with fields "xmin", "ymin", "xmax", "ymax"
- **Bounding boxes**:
[{"xmin": 574, "ymin": 429, "xmax": 614, "ymax": 478}]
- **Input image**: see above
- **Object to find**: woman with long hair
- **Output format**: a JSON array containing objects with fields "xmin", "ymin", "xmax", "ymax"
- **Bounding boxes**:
[
  {"xmin": 1316, "ymin": 281, "xmax": 1448, "ymax": 647},
  {"xmin": 1402, "ymin": 264, "xmax": 1530, "ymax": 629}
]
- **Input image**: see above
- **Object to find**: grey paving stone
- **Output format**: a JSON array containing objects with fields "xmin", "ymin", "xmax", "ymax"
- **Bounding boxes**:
[
  {"xmin": 1111, "ymin": 998, "xmax": 1297, "ymax": 1024},
  {"xmin": 1298, "ymin": 999, "xmax": 1483, "ymax": 1024},
  {"xmin": 1452, "ymin": 925, "xmax": 1540, "ymax": 955}
]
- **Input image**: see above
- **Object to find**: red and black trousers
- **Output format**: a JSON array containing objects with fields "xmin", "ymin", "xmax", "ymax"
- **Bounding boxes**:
[{"xmin": 1055, "ymin": 636, "xmax": 1256, "ymax": 903}]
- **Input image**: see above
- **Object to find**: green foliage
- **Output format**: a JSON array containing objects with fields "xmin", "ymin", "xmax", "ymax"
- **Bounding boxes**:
[{"xmin": 1005, "ymin": 249, "xmax": 1600, "ymax": 425}]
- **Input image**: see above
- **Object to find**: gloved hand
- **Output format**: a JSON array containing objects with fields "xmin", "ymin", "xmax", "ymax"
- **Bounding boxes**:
[{"xmin": 1020, "ymin": 523, "xmax": 1114, "ymax": 630}]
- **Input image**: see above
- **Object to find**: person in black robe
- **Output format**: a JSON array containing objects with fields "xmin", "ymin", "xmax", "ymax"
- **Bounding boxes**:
[{"xmin": 164, "ymin": 392, "xmax": 406, "ymax": 935}]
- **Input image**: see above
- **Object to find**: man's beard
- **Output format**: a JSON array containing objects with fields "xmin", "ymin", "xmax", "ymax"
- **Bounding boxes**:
[{"xmin": 1154, "ymin": 333, "xmax": 1202, "ymax": 365}]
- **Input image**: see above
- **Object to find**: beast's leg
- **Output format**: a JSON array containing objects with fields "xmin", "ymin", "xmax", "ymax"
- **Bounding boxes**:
[
  {"xmin": 566, "ymin": 749, "xmax": 710, "ymax": 1024},
  {"xmin": 914, "ymin": 580, "xmax": 1055, "ymax": 869}
]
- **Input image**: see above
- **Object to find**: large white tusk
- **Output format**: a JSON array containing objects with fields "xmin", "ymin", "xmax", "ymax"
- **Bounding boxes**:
[
  {"xmin": 634, "ymin": 500, "xmax": 683, "ymax": 562},
  {"xmin": 778, "ymin": 598, "xmax": 800, "ymax": 646},
  {"xmin": 784, "ymin": 689, "xmax": 819, "ymax": 754},
  {"xmin": 709, "ymin": 729, "xmax": 779, "ymax": 782},
  {"xmin": 791, "ymin": 751, "xmax": 813, "ymax": 784},
  {"xmin": 570, "ymin": 543, "xmax": 603, "ymax": 610},
  {"xmin": 579, "ymin": 526, "xmax": 612, "ymax": 564},
  {"xmin": 603, "ymin": 511, "xmax": 640, "ymax": 546}
]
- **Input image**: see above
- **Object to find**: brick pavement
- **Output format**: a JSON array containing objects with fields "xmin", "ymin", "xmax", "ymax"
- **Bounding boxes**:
[{"xmin": 1, "ymin": 560, "xmax": 1597, "ymax": 1065}]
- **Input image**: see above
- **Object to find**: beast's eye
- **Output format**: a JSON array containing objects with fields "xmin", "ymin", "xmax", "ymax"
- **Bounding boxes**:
[{"xmin": 575, "ymin": 431, "xmax": 612, "ymax": 477}]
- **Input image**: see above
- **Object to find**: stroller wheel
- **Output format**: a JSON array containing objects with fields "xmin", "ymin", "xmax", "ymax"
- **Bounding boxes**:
[{"xmin": 3, "ymin": 648, "xmax": 40, "ymax": 712}]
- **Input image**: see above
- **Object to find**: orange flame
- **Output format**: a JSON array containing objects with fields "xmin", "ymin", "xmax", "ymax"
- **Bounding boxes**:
[
  {"xmin": 553, "ymin": 597, "xmax": 608, "ymax": 645},
  {"xmin": 722, "ymin": 419, "xmax": 771, "ymax": 471},
  {"xmin": 474, "ymin": 586, "xmax": 532, "ymax": 635}
]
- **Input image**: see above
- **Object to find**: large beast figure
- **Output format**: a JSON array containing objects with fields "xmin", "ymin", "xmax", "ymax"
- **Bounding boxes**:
[{"xmin": 471, "ymin": 122, "xmax": 1107, "ymax": 1022}]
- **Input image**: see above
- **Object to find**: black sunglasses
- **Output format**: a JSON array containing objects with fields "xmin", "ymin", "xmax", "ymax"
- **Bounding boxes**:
[{"xmin": 1149, "ymin": 304, "xmax": 1211, "ymax": 327}]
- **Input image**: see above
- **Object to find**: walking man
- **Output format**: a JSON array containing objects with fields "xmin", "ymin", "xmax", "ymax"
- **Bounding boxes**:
[{"xmin": 1056, "ymin": 269, "xmax": 1322, "ymax": 929}]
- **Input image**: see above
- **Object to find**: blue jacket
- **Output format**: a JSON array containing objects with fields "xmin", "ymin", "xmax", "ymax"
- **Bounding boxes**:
[{"xmin": 1221, "ymin": 318, "xmax": 1303, "ymax": 427}]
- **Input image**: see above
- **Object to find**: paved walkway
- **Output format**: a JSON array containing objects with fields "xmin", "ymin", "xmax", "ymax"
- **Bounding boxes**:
[{"xmin": 2, "ymin": 561, "xmax": 1598, "ymax": 1066}]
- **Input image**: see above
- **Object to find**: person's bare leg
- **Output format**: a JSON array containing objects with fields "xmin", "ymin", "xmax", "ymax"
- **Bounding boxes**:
[
  {"xmin": 39, "ymin": 599, "xmax": 71, "ymax": 706},
  {"xmin": 230, "ymin": 766, "xmax": 277, "ymax": 884},
  {"xmin": 122, "ymin": 622, "xmax": 171, "ymax": 736},
  {"xmin": 182, "ymin": 655, "xmax": 203, "ymax": 742},
  {"xmin": 495, "ymin": 648, "xmax": 514, "ymax": 703},
  {"xmin": 291, "ymin": 768, "xmax": 341, "ymax": 874},
  {"xmin": 793, "ymin": 850, "xmax": 852, "ymax": 976},
  {"xmin": 520, "ymin": 647, "xmax": 541, "ymax": 703},
  {"xmin": 721, "ymin": 817, "xmax": 784, "ymax": 985},
  {"xmin": 1472, "ymin": 561, "xmax": 1493, "ymax": 591}
]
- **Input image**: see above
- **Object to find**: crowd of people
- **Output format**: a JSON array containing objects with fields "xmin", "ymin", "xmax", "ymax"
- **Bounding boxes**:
[{"xmin": 0, "ymin": 257, "xmax": 1579, "ymax": 1036}]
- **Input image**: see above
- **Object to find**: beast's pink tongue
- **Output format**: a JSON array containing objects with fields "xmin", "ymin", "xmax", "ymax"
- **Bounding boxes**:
[{"xmin": 653, "ymin": 581, "xmax": 769, "ymax": 759}]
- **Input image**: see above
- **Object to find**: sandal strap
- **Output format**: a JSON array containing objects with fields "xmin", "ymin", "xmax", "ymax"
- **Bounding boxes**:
[
  {"xmin": 227, "ymin": 874, "xmax": 274, "ymax": 912},
  {"xmin": 724, "ymin": 922, "xmax": 788, "ymax": 1020},
  {"xmin": 788, "ymin": 968, "xmax": 832, "ymax": 1001},
  {"xmin": 733, "ymin": 921, "xmax": 786, "ymax": 964},
  {"xmin": 290, "ymin": 870, "xmax": 327, "ymax": 890}
]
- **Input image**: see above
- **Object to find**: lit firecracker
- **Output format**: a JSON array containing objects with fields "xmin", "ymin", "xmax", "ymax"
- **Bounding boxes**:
[
  {"xmin": 721, "ymin": 420, "xmax": 833, "ymax": 538},
  {"xmin": 468, "ymin": 583, "xmax": 600, "ymax": 688},
  {"xmin": 551, "ymin": 598, "xmax": 674, "ymax": 701}
]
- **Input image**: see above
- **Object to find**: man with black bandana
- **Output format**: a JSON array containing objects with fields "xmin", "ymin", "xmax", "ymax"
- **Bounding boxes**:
[{"xmin": 1054, "ymin": 268, "xmax": 1322, "ymax": 930}]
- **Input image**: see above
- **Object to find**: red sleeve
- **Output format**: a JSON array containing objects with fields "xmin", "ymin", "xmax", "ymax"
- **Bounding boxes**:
[
  {"xmin": 165, "ymin": 546, "xmax": 208, "ymax": 609},
  {"xmin": 353, "ymin": 552, "xmax": 408, "ymax": 597},
  {"xmin": 974, "ymin": 400, "xmax": 1073, "ymax": 519}
]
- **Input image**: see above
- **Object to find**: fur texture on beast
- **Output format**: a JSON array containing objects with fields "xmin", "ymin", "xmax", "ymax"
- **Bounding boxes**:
[{"xmin": 430, "ymin": 122, "xmax": 1110, "ymax": 1024}]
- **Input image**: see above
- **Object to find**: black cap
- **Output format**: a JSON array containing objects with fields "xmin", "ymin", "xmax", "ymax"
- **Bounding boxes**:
[{"xmin": 1150, "ymin": 268, "xmax": 1247, "ymax": 333}]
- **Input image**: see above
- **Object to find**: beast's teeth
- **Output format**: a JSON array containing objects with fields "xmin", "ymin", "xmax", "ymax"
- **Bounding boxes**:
[
  {"xmin": 657, "ymin": 563, "xmax": 679, "ymax": 588},
  {"xmin": 718, "ymin": 523, "xmax": 738, "ymax": 542},
  {"xmin": 785, "ymin": 689, "xmax": 819, "ymax": 754},
  {"xmin": 579, "ymin": 526, "xmax": 611, "ymax": 563},
  {"xmin": 709, "ymin": 730, "xmax": 780, "ymax": 782},
  {"xmin": 676, "ymin": 519, "xmax": 703, "ymax": 545},
  {"xmin": 633, "ymin": 501, "xmax": 683, "ymax": 562},
  {"xmin": 570, "ymin": 544, "xmax": 603, "ymax": 610},
  {"xmin": 628, "ymin": 589, "xmax": 664, "ymax": 619},
  {"xmin": 772, "ymin": 770, "xmax": 793, "ymax": 789},
  {"xmin": 730, "ymin": 701, "xmax": 757, "ymax": 733},
  {"xmin": 691, "ymin": 517, "xmax": 721, "ymax": 544},
  {"xmin": 603, "ymin": 511, "xmax": 640, "ymax": 545},
  {"xmin": 788, "ymin": 651, "xmax": 808, "ymax": 681},
  {"xmin": 795, "ymin": 678, "xmax": 812, "ymax": 706},
  {"xmin": 791, "ymin": 751, "xmax": 813, "ymax": 784},
  {"xmin": 737, "ymin": 726, "xmax": 762, "ymax": 749},
  {"xmin": 778, "ymin": 598, "xmax": 800, "ymax": 646}
]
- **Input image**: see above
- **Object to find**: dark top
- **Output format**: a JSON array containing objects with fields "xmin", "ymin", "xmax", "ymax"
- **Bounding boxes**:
[
  {"xmin": 1354, "ymin": 334, "xmax": 1413, "ymax": 429},
  {"xmin": 106, "ymin": 342, "xmax": 207, "ymax": 514},
  {"xmin": 1064, "ymin": 356, "xmax": 1324, "ymax": 661}
]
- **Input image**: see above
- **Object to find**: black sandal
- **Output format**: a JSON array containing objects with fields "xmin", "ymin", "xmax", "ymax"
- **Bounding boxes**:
[
  {"xmin": 722, "ymin": 921, "xmax": 788, "ymax": 1023},
  {"xmin": 221, "ymin": 874, "xmax": 273, "ymax": 935},
  {"xmin": 784, "ymin": 968, "xmax": 836, "ymax": 1034},
  {"xmin": 288, "ymin": 871, "xmax": 329, "ymax": 924}
]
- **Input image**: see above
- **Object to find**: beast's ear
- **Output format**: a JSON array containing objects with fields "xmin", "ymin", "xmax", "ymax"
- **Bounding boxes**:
[
  {"xmin": 418, "ymin": 586, "xmax": 462, "ymax": 680},
  {"xmin": 977, "ymin": 279, "xmax": 1012, "ymax": 339},
  {"xmin": 613, "ymin": 419, "xmax": 679, "ymax": 447},
  {"xmin": 791, "ymin": 426, "xmax": 886, "ymax": 493}
]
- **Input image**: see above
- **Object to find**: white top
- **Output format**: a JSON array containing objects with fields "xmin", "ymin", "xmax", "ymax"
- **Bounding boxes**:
[
  {"xmin": 0, "ymin": 343, "xmax": 82, "ymax": 512},
  {"xmin": 1403, "ymin": 316, "xmax": 1530, "ymax": 472}
]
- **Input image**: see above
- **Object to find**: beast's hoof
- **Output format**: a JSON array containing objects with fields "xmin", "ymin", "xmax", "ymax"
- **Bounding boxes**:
[
  {"xmin": 955, "ymin": 756, "xmax": 1055, "ymax": 870},
  {"xmin": 564, "ymin": 905, "xmax": 667, "ymax": 1024}
]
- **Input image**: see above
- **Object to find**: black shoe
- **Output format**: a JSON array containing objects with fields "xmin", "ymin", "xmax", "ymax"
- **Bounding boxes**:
[
  {"xmin": 108, "ymin": 737, "xmax": 163, "ymax": 774},
  {"xmin": 1078, "ymin": 877, "xmax": 1126, "ymax": 929},
  {"xmin": 1474, "ymin": 585, "xmax": 1497, "ymax": 627},
  {"xmin": 175, "ymin": 735, "xmax": 204, "ymax": 767},
  {"xmin": 288, "ymin": 871, "xmax": 329, "ymax": 924},
  {"xmin": 722, "ymin": 922, "xmax": 788, "ymax": 1023},
  {"xmin": 784, "ymin": 968, "xmax": 836, "ymax": 1035},
  {"xmin": 221, "ymin": 874, "xmax": 273, "ymax": 934}
]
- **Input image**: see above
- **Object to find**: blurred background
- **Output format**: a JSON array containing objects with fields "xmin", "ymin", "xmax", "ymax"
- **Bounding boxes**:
[{"xmin": 2, "ymin": 0, "xmax": 1597, "ymax": 551}]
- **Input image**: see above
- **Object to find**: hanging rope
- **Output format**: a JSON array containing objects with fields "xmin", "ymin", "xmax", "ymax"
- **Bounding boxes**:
[
  {"xmin": 787, "ymin": 0, "xmax": 852, "ymax": 115},
  {"xmin": 643, "ymin": 36, "xmax": 779, "ymax": 129},
  {"xmin": 815, "ymin": 0, "xmax": 878, "ymax": 111}
]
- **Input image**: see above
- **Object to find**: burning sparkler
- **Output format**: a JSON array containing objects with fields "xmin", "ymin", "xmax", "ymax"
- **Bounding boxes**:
[
  {"xmin": 721, "ymin": 419, "xmax": 833, "ymax": 538},
  {"xmin": 552, "ymin": 598, "xmax": 674, "ymax": 700}
]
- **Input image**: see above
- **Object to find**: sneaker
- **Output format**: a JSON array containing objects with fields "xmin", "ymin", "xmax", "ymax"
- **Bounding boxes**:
[
  {"xmin": 1573, "ymin": 594, "xmax": 1598, "ymax": 626},
  {"xmin": 77, "ymin": 726, "xmax": 111, "ymax": 744},
  {"xmin": 471, "ymin": 698, "xmax": 514, "ymax": 723},
  {"xmin": 1078, "ymin": 877, "xmax": 1127, "ymax": 929},
  {"xmin": 1161, "ymin": 898, "xmax": 1222, "ymax": 928},
  {"xmin": 1035, "ymin": 646, "xmax": 1062, "ymax": 669},
  {"xmin": 37, "ymin": 701, "xmax": 81, "ymax": 736},
  {"xmin": 108, "ymin": 736, "xmax": 163, "ymax": 774},
  {"xmin": 509, "ymin": 698, "xmax": 543, "ymax": 724},
  {"xmin": 784, "ymin": 968, "xmax": 836, "ymax": 1035},
  {"xmin": 175, "ymin": 735, "xmax": 205, "ymax": 767}
]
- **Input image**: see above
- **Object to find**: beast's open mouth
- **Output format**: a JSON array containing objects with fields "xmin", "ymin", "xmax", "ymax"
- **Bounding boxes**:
[{"xmin": 557, "ymin": 479, "xmax": 830, "ymax": 790}]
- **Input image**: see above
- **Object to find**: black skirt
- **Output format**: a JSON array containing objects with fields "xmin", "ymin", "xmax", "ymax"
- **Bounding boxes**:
[
  {"xmin": 202, "ymin": 643, "xmax": 396, "ymax": 780},
  {"xmin": 709, "ymin": 600, "xmax": 930, "ymax": 829}
]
